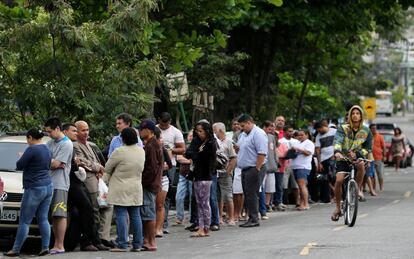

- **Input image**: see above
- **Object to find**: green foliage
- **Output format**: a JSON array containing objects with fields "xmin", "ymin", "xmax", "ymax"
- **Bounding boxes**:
[
  {"xmin": 273, "ymin": 72, "xmax": 342, "ymax": 124},
  {"xmin": 0, "ymin": 0, "xmax": 161, "ymax": 146},
  {"xmin": 392, "ymin": 85, "xmax": 405, "ymax": 108},
  {"xmin": 1, "ymin": 0, "xmax": 413, "ymax": 140}
]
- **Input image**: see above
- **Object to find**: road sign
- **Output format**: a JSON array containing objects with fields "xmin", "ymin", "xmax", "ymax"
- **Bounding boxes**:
[{"xmin": 361, "ymin": 98, "xmax": 377, "ymax": 120}]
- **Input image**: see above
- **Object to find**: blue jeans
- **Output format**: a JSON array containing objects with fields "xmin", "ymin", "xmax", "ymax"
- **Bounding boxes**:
[
  {"xmin": 114, "ymin": 206, "xmax": 143, "ymax": 249},
  {"xmin": 175, "ymin": 175, "xmax": 192, "ymax": 222},
  {"xmin": 12, "ymin": 184, "xmax": 53, "ymax": 252},
  {"xmin": 273, "ymin": 172, "xmax": 284, "ymax": 205},
  {"xmin": 210, "ymin": 174, "xmax": 219, "ymax": 226}
]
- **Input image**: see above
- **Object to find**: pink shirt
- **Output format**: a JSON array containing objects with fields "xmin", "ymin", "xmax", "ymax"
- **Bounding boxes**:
[
  {"xmin": 277, "ymin": 143, "xmax": 289, "ymax": 173},
  {"xmin": 277, "ymin": 130, "xmax": 284, "ymax": 140}
]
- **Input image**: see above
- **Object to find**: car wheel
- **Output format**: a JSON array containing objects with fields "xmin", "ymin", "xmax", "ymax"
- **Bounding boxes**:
[
  {"xmin": 400, "ymin": 159, "xmax": 407, "ymax": 168},
  {"xmin": 407, "ymin": 156, "xmax": 413, "ymax": 167}
]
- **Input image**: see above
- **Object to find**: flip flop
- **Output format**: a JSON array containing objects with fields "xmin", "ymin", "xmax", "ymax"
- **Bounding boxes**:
[
  {"xmin": 331, "ymin": 211, "xmax": 342, "ymax": 221},
  {"xmin": 141, "ymin": 246, "xmax": 157, "ymax": 252},
  {"xmin": 358, "ymin": 196, "xmax": 367, "ymax": 202},
  {"xmin": 50, "ymin": 249, "xmax": 65, "ymax": 255}
]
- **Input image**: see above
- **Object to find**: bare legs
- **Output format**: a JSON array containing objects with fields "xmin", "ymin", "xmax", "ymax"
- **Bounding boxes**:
[{"xmin": 155, "ymin": 191, "xmax": 167, "ymax": 236}]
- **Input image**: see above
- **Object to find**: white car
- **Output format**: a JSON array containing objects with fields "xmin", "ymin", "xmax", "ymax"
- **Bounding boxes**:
[{"xmin": 0, "ymin": 134, "xmax": 49, "ymax": 237}]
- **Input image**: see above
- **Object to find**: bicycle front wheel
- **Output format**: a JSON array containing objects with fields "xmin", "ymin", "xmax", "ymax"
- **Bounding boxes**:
[{"xmin": 346, "ymin": 180, "xmax": 358, "ymax": 227}]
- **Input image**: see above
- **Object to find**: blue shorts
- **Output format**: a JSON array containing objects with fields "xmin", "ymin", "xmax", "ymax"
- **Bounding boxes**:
[
  {"xmin": 293, "ymin": 169, "xmax": 311, "ymax": 180},
  {"xmin": 366, "ymin": 162, "xmax": 375, "ymax": 178}
]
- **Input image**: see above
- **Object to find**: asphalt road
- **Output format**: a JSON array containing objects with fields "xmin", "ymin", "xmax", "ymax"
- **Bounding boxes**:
[{"xmin": 1, "ymin": 114, "xmax": 414, "ymax": 259}]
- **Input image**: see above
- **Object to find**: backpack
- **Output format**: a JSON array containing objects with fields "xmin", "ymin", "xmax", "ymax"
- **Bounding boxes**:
[{"xmin": 216, "ymin": 150, "xmax": 229, "ymax": 170}]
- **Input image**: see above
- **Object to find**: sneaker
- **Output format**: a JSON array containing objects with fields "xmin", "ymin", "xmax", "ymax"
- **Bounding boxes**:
[
  {"xmin": 185, "ymin": 223, "xmax": 199, "ymax": 232},
  {"xmin": 210, "ymin": 225, "xmax": 220, "ymax": 231},
  {"xmin": 130, "ymin": 248, "xmax": 142, "ymax": 252},
  {"xmin": 261, "ymin": 215, "xmax": 269, "ymax": 220},
  {"xmin": 275, "ymin": 204, "xmax": 286, "ymax": 211},
  {"xmin": 101, "ymin": 239, "xmax": 116, "ymax": 248},
  {"xmin": 266, "ymin": 205, "xmax": 273, "ymax": 212},
  {"xmin": 38, "ymin": 250, "xmax": 49, "ymax": 257},
  {"xmin": 279, "ymin": 203, "xmax": 287, "ymax": 209}
]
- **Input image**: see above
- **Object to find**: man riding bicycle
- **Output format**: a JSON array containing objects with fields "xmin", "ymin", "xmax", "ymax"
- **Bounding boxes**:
[{"xmin": 331, "ymin": 105, "xmax": 373, "ymax": 221}]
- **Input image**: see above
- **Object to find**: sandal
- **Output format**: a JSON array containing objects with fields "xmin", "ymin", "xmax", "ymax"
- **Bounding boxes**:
[
  {"xmin": 190, "ymin": 232, "xmax": 206, "ymax": 238},
  {"xmin": 331, "ymin": 211, "xmax": 342, "ymax": 221},
  {"xmin": 358, "ymin": 196, "xmax": 366, "ymax": 202},
  {"xmin": 141, "ymin": 246, "xmax": 157, "ymax": 252}
]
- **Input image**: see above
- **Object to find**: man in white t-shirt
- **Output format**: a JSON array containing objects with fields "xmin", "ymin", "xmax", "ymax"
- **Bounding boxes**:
[
  {"xmin": 157, "ymin": 112, "xmax": 186, "ymax": 231},
  {"xmin": 315, "ymin": 120, "xmax": 337, "ymax": 203}
]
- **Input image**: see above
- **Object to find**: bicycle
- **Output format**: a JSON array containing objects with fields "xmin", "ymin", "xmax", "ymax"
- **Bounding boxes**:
[{"xmin": 341, "ymin": 158, "xmax": 370, "ymax": 227}]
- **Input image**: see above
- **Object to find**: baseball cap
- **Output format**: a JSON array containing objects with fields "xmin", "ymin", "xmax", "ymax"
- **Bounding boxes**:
[{"xmin": 139, "ymin": 119, "xmax": 156, "ymax": 131}]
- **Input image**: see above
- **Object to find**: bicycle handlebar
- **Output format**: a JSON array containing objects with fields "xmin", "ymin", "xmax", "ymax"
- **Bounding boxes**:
[{"xmin": 340, "ymin": 157, "xmax": 372, "ymax": 164}]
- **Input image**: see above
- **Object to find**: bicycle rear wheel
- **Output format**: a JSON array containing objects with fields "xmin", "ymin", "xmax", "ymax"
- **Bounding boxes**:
[{"xmin": 346, "ymin": 180, "xmax": 358, "ymax": 227}]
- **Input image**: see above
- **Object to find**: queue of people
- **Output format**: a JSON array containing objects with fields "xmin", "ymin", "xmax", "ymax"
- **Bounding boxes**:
[{"xmin": 5, "ymin": 109, "xmax": 392, "ymax": 256}]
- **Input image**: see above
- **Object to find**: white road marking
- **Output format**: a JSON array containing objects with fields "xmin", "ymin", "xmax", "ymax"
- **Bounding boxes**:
[
  {"xmin": 404, "ymin": 191, "xmax": 412, "ymax": 198},
  {"xmin": 359, "ymin": 213, "xmax": 369, "ymax": 218},
  {"xmin": 377, "ymin": 207, "xmax": 385, "ymax": 211},
  {"xmin": 300, "ymin": 242, "xmax": 317, "ymax": 256},
  {"xmin": 333, "ymin": 226, "xmax": 346, "ymax": 231},
  {"xmin": 392, "ymin": 200, "xmax": 400, "ymax": 204}
]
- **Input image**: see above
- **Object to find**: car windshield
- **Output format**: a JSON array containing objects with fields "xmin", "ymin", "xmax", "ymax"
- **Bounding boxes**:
[
  {"xmin": 383, "ymin": 134, "xmax": 393, "ymax": 143},
  {"xmin": 377, "ymin": 124, "xmax": 394, "ymax": 130},
  {"xmin": 0, "ymin": 142, "xmax": 28, "ymax": 172}
]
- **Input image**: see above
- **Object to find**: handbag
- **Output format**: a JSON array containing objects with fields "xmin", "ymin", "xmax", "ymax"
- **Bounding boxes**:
[{"xmin": 285, "ymin": 148, "xmax": 298, "ymax": 159}]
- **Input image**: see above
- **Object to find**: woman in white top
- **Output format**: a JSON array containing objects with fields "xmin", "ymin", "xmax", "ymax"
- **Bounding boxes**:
[{"xmin": 291, "ymin": 129, "xmax": 315, "ymax": 211}]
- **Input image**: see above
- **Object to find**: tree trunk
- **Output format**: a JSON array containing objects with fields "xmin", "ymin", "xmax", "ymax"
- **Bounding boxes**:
[
  {"xmin": 296, "ymin": 64, "xmax": 312, "ymax": 121},
  {"xmin": 227, "ymin": 26, "xmax": 280, "ymax": 118}
]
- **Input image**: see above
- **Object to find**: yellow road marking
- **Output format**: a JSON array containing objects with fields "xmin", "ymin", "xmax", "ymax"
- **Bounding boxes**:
[
  {"xmin": 333, "ymin": 226, "xmax": 346, "ymax": 231},
  {"xmin": 393, "ymin": 200, "xmax": 400, "ymax": 204},
  {"xmin": 359, "ymin": 213, "xmax": 368, "ymax": 218},
  {"xmin": 300, "ymin": 242, "xmax": 317, "ymax": 256},
  {"xmin": 404, "ymin": 191, "xmax": 412, "ymax": 198}
]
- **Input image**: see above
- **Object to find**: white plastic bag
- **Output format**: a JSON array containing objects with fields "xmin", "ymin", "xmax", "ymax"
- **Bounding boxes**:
[
  {"xmin": 97, "ymin": 178, "xmax": 109, "ymax": 208},
  {"xmin": 74, "ymin": 167, "xmax": 87, "ymax": 182}
]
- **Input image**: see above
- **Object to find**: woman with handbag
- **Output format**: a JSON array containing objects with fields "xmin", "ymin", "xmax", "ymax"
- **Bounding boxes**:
[{"xmin": 185, "ymin": 121, "xmax": 217, "ymax": 237}]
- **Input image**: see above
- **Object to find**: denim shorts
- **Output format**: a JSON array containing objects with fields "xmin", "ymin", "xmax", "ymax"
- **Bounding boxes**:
[
  {"xmin": 366, "ymin": 162, "xmax": 375, "ymax": 178},
  {"xmin": 293, "ymin": 169, "xmax": 310, "ymax": 180},
  {"xmin": 140, "ymin": 189, "xmax": 156, "ymax": 221}
]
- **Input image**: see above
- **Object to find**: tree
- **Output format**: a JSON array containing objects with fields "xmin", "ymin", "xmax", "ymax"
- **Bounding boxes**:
[
  {"xmin": 219, "ymin": 0, "xmax": 410, "ymax": 122},
  {"xmin": 0, "ymin": 0, "xmax": 161, "ymax": 146}
]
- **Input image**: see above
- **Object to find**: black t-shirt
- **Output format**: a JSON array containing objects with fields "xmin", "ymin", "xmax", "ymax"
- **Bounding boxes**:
[{"xmin": 192, "ymin": 138, "xmax": 217, "ymax": 181}]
